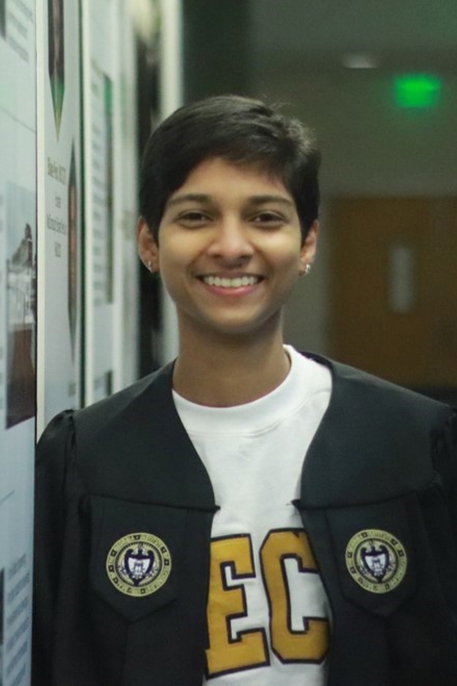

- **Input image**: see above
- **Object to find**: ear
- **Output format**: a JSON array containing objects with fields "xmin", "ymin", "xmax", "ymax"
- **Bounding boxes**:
[
  {"xmin": 299, "ymin": 220, "xmax": 319, "ymax": 275},
  {"xmin": 137, "ymin": 217, "xmax": 159, "ymax": 272}
]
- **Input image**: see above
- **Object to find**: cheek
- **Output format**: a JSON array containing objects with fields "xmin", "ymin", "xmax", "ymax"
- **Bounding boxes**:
[
  {"xmin": 270, "ymin": 244, "xmax": 303, "ymax": 273},
  {"xmin": 262, "ymin": 230, "xmax": 302, "ymax": 260},
  {"xmin": 158, "ymin": 233, "xmax": 204, "ymax": 273},
  {"xmin": 155, "ymin": 248, "xmax": 188, "ymax": 296},
  {"xmin": 157, "ymin": 242, "xmax": 186, "ymax": 273}
]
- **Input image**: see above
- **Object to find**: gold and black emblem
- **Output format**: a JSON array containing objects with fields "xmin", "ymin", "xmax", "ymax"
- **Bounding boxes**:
[
  {"xmin": 106, "ymin": 532, "xmax": 172, "ymax": 597},
  {"xmin": 345, "ymin": 529, "xmax": 407, "ymax": 594}
]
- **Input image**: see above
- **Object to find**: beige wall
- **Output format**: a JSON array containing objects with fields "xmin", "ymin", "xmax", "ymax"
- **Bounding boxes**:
[{"xmin": 250, "ymin": 68, "xmax": 457, "ymax": 356}]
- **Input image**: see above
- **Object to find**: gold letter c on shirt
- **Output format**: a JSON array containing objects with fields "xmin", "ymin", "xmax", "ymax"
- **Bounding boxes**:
[
  {"xmin": 206, "ymin": 530, "xmax": 329, "ymax": 678},
  {"xmin": 260, "ymin": 529, "xmax": 329, "ymax": 663}
]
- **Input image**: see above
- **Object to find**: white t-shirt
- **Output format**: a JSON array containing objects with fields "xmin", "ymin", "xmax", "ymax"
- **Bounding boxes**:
[{"xmin": 173, "ymin": 346, "xmax": 332, "ymax": 685}]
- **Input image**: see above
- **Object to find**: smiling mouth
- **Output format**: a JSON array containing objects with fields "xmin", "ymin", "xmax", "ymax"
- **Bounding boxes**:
[{"xmin": 201, "ymin": 275, "xmax": 263, "ymax": 288}]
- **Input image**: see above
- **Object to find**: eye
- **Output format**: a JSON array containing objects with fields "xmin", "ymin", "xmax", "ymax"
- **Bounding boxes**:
[
  {"xmin": 176, "ymin": 211, "xmax": 211, "ymax": 227},
  {"xmin": 251, "ymin": 211, "xmax": 286, "ymax": 228}
]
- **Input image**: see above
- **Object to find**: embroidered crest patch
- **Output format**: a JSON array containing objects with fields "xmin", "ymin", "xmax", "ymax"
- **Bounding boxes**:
[
  {"xmin": 106, "ymin": 532, "xmax": 172, "ymax": 597},
  {"xmin": 345, "ymin": 529, "xmax": 407, "ymax": 594}
]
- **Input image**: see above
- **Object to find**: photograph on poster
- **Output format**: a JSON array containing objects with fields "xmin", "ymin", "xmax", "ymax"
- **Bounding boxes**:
[
  {"xmin": 104, "ymin": 75, "xmax": 114, "ymax": 303},
  {"xmin": 6, "ymin": 184, "xmax": 36, "ymax": 428},
  {"xmin": 0, "ymin": 0, "xmax": 5, "ymax": 40},
  {"xmin": 48, "ymin": 0, "xmax": 65, "ymax": 135},
  {"xmin": 68, "ymin": 143, "xmax": 77, "ymax": 359}
]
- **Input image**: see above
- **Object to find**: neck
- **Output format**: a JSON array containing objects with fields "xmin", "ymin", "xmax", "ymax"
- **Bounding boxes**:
[{"xmin": 173, "ymin": 327, "xmax": 290, "ymax": 407}]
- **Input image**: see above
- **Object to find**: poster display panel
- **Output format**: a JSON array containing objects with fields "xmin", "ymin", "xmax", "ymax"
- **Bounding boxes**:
[
  {"xmin": 0, "ymin": 1, "xmax": 36, "ymax": 684},
  {"xmin": 81, "ymin": 0, "xmax": 120, "ymax": 403},
  {"xmin": 36, "ymin": 0, "xmax": 82, "ymax": 433},
  {"xmin": 116, "ymin": 1, "xmax": 139, "ymax": 386}
]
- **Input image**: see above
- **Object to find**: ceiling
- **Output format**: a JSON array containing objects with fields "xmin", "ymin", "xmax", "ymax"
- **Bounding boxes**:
[{"xmin": 249, "ymin": 0, "xmax": 457, "ymax": 74}]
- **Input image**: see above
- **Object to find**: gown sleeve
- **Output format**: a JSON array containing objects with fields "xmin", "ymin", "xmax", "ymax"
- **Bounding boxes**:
[
  {"xmin": 444, "ymin": 411, "xmax": 457, "ymax": 544},
  {"xmin": 432, "ymin": 409, "xmax": 457, "ymax": 556},
  {"xmin": 32, "ymin": 410, "xmax": 75, "ymax": 685}
]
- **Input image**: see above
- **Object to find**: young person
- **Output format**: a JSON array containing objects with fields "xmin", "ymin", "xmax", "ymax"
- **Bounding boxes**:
[{"xmin": 33, "ymin": 95, "xmax": 457, "ymax": 686}]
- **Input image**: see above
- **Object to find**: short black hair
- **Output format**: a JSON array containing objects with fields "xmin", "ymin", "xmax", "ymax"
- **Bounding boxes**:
[{"xmin": 139, "ymin": 95, "xmax": 321, "ymax": 242}]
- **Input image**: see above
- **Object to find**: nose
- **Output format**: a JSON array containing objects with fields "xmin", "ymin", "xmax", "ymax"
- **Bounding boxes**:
[{"xmin": 206, "ymin": 218, "xmax": 254, "ymax": 263}]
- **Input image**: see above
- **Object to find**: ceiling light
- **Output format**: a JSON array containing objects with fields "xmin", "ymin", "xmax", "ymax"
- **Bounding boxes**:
[{"xmin": 342, "ymin": 54, "xmax": 378, "ymax": 69}]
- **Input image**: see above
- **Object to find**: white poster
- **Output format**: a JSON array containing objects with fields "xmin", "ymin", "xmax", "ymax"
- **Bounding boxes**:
[
  {"xmin": 117, "ymin": 1, "xmax": 139, "ymax": 387},
  {"xmin": 81, "ymin": 0, "xmax": 139, "ymax": 403},
  {"xmin": 36, "ymin": 0, "xmax": 82, "ymax": 433},
  {"xmin": 0, "ymin": 1, "xmax": 36, "ymax": 683},
  {"xmin": 81, "ymin": 0, "xmax": 119, "ymax": 403}
]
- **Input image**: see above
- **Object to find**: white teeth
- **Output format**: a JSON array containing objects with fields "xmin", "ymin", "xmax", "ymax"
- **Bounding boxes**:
[{"xmin": 203, "ymin": 275, "xmax": 260, "ymax": 288}]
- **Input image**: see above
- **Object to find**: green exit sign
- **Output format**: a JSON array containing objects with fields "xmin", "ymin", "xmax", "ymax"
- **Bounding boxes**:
[{"xmin": 394, "ymin": 74, "xmax": 442, "ymax": 109}]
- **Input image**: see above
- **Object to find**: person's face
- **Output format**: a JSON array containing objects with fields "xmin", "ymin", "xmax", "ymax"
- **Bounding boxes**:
[{"xmin": 138, "ymin": 157, "xmax": 318, "ymax": 344}]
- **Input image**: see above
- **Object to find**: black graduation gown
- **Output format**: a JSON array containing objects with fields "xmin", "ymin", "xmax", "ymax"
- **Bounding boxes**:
[{"xmin": 32, "ymin": 354, "xmax": 457, "ymax": 685}]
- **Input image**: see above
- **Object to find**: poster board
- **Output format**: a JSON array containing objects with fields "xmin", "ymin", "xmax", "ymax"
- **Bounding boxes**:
[
  {"xmin": 81, "ymin": 0, "xmax": 139, "ymax": 404},
  {"xmin": 0, "ymin": 0, "xmax": 143, "ymax": 682},
  {"xmin": 81, "ymin": 0, "xmax": 116, "ymax": 404},
  {"xmin": 81, "ymin": 0, "xmax": 120, "ymax": 403},
  {"xmin": 116, "ymin": 1, "xmax": 139, "ymax": 387},
  {"xmin": 0, "ymin": 1, "xmax": 36, "ymax": 683},
  {"xmin": 36, "ymin": 0, "xmax": 82, "ymax": 435}
]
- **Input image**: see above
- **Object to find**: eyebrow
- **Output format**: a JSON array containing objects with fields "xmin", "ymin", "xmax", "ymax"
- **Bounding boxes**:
[{"xmin": 166, "ymin": 193, "xmax": 295, "ymax": 209}]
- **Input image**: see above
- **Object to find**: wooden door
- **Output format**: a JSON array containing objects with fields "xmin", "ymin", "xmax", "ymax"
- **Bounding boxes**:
[{"xmin": 329, "ymin": 197, "xmax": 457, "ymax": 389}]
